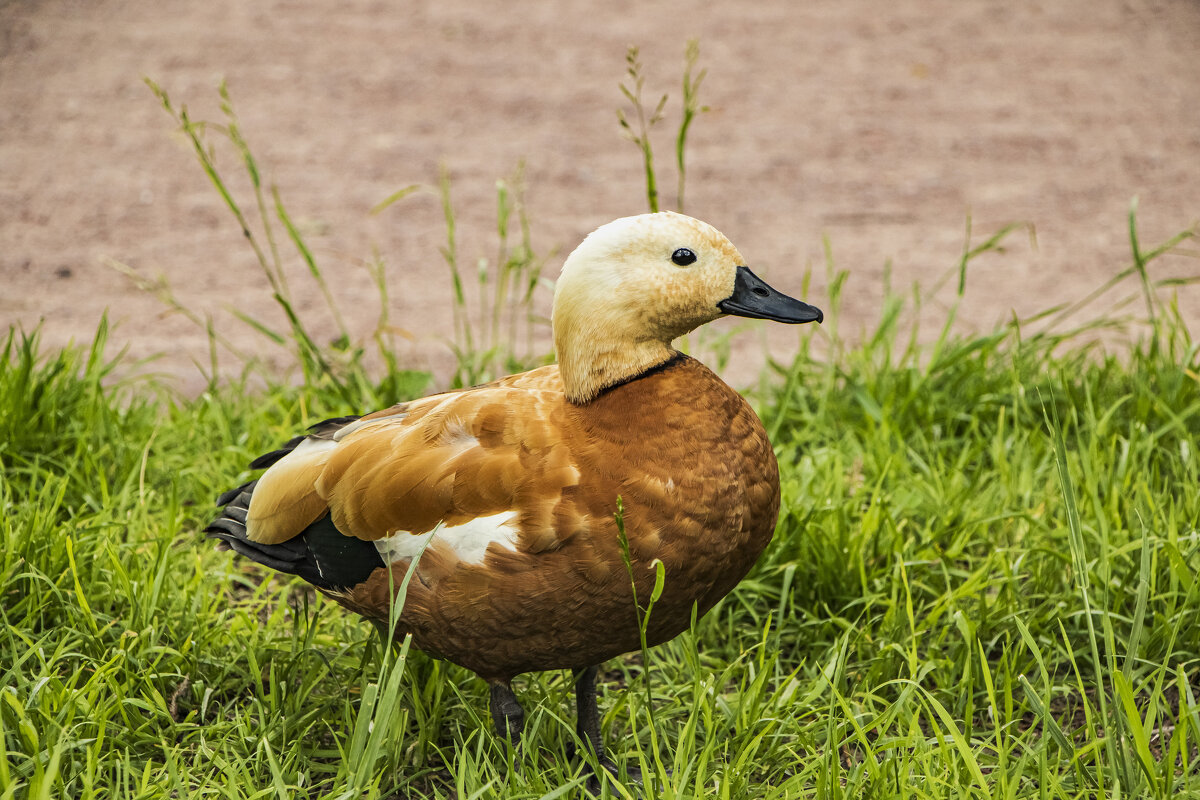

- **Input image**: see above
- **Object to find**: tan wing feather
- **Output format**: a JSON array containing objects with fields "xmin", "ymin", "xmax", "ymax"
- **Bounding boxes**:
[
  {"xmin": 245, "ymin": 438, "xmax": 337, "ymax": 544},
  {"xmin": 318, "ymin": 379, "xmax": 576, "ymax": 544},
  {"xmin": 244, "ymin": 364, "xmax": 573, "ymax": 552}
]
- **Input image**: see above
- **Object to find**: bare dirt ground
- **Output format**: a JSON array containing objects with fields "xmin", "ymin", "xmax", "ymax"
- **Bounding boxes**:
[{"xmin": 2, "ymin": 0, "xmax": 1198, "ymax": 394}]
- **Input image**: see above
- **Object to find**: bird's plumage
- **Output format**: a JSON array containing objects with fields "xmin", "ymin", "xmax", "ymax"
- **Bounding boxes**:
[{"xmin": 204, "ymin": 210, "xmax": 822, "ymax": 774}]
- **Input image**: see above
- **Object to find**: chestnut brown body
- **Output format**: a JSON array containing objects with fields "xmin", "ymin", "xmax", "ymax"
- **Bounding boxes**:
[{"xmin": 325, "ymin": 356, "xmax": 780, "ymax": 680}]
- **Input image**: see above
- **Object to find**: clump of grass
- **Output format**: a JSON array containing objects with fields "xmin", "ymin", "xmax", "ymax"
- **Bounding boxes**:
[
  {"xmin": 424, "ymin": 163, "xmax": 551, "ymax": 389},
  {"xmin": 134, "ymin": 80, "xmax": 552, "ymax": 400},
  {"xmin": 750, "ymin": 206, "xmax": 1199, "ymax": 798},
  {"xmin": 136, "ymin": 43, "xmax": 706, "ymax": 399},
  {"xmin": 675, "ymin": 40, "xmax": 708, "ymax": 214},
  {"xmin": 618, "ymin": 41, "xmax": 708, "ymax": 214},
  {"xmin": 137, "ymin": 78, "xmax": 431, "ymax": 409}
]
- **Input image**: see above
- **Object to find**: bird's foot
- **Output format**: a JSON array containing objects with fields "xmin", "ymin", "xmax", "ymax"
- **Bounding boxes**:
[{"xmin": 581, "ymin": 755, "xmax": 645, "ymax": 797}]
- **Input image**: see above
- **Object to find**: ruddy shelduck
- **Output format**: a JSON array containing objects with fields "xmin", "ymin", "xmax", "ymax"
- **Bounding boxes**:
[{"xmin": 206, "ymin": 211, "xmax": 823, "ymax": 786}]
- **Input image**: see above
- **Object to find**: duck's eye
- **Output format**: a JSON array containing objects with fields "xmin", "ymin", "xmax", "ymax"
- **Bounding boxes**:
[{"xmin": 671, "ymin": 248, "xmax": 697, "ymax": 266}]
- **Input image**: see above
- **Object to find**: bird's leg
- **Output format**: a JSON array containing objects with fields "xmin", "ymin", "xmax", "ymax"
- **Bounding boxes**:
[
  {"xmin": 489, "ymin": 680, "xmax": 525, "ymax": 744},
  {"xmin": 573, "ymin": 665, "xmax": 604, "ymax": 759},
  {"xmin": 573, "ymin": 665, "xmax": 643, "ymax": 791}
]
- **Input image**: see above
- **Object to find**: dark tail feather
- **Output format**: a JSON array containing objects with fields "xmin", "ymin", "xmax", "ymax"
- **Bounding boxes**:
[
  {"xmin": 206, "ymin": 511, "xmax": 385, "ymax": 591},
  {"xmin": 206, "ymin": 423, "xmax": 383, "ymax": 591},
  {"xmin": 215, "ymin": 478, "xmax": 258, "ymax": 509},
  {"xmin": 208, "ymin": 526, "xmax": 309, "ymax": 574},
  {"xmin": 204, "ymin": 476, "xmax": 319, "ymax": 580}
]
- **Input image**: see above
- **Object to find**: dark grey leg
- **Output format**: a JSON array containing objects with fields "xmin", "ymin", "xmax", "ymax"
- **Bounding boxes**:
[
  {"xmin": 489, "ymin": 680, "xmax": 525, "ymax": 743},
  {"xmin": 573, "ymin": 665, "xmax": 605, "ymax": 759},
  {"xmin": 573, "ymin": 665, "xmax": 645, "ymax": 793}
]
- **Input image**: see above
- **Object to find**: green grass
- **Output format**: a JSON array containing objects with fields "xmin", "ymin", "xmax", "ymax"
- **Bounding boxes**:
[{"xmin": 6, "ymin": 48, "xmax": 1200, "ymax": 800}]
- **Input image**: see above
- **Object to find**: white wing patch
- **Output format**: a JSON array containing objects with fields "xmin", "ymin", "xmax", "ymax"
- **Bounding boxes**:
[{"xmin": 373, "ymin": 511, "xmax": 520, "ymax": 565}]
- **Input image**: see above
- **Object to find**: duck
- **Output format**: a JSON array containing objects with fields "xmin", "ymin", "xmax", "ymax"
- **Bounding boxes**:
[{"xmin": 205, "ymin": 210, "xmax": 822, "ymax": 786}]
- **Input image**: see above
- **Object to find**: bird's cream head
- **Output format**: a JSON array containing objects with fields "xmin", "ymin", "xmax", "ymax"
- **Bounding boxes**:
[{"xmin": 553, "ymin": 211, "xmax": 822, "ymax": 404}]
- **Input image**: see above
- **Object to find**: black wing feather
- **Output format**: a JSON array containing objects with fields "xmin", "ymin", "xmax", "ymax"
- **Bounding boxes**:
[{"xmin": 205, "ymin": 417, "xmax": 383, "ymax": 591}]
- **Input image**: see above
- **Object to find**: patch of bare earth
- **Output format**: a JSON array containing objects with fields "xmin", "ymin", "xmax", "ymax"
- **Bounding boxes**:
[{"xmin": 2, "ymin": 0, "xmax": 1198, "ymax": 393}]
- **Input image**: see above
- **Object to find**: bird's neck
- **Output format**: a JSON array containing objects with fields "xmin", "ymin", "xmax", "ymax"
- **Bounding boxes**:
[{"xmin": 556, "ymin": 334, "xmax": 676, "ymax": 404}]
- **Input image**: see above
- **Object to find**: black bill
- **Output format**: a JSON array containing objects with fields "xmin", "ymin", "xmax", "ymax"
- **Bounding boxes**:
[{"xmin": 717, "ymin": 266, "xmax": 823, "ymax": 324}]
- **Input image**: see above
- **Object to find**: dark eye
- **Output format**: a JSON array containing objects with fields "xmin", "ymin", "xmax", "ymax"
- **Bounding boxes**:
[{"xmin": 671, "ymin": 248, "xmax": 697, "ymax": 266}]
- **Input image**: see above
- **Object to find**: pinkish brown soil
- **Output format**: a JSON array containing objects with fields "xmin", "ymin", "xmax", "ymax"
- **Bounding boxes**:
[{"xmin": 2, "ymin": 0, "xmax": 1198, "ymax": 394}]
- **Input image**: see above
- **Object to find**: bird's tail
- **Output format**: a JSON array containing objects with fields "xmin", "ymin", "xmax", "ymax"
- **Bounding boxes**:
[
  {"xmin": 204, "ymin": 478, "xmax": 324, "ymax": 581},
  {"xmin": 204, "ymin": 422, "xmax": 385, "ymax": 591}
]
